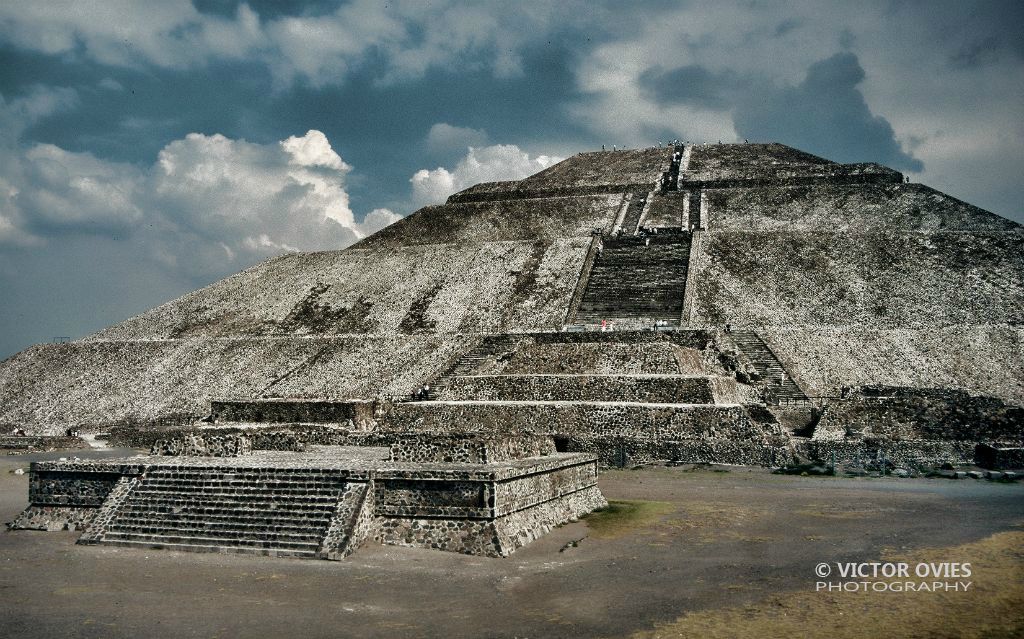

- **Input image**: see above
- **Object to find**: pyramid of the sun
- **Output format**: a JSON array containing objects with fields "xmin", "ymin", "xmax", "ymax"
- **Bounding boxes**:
[{"xmin": 1, "ymin": 143, "xmax": 1021, "ymax": 465}]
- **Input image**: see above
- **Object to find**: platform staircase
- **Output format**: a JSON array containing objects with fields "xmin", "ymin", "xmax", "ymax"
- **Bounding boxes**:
[{"xmin": 93, "ymin": 466, "xmax": 349, "ymax": 557}]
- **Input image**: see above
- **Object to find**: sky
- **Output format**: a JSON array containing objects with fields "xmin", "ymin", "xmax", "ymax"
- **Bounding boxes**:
[{"xmin": 1, "ymin": 0, "xmax": 1022, "ymax": 359}]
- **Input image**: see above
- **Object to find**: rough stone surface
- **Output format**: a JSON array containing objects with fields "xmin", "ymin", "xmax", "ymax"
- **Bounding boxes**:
[{"xmin": 0, "ymin": 141, "xmax": 1019, "ymax": 472}]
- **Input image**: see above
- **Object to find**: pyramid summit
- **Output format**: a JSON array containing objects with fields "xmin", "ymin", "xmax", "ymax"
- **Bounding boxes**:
[{"xmin": 1, "ymin": 141, "xmax": 1021, "ymax": 459}]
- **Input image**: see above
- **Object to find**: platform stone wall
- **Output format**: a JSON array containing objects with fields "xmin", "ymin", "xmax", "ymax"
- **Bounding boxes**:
[
  {"xmin": 384, "ymin": 401, "xmax": 774, "ymax": 441},
  {"xmin": 563, "ymin": 435, "xmax": 793, "ymax": 467},
  {"xmin": 388, "ymin": 432, "xmax": 555, "ymax": 463},
  {"xmin": 437, "ymin": 375, "xmax": 717, "ymax": 403},
  {"xmin": 813, "ymin": 387, "xmax": 1024, "ymax": 444},
  {"xmin": 796, "ymin": 439, "xmax": 977, "ymax": 467},
  {"xmin": 29, "ymin": 470, "xmax": 123, "ymax": 506}
]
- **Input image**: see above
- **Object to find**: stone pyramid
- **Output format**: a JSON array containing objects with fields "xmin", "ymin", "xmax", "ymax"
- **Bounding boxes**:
[{"xmin": 1, "ymin": 142, "xmax": 1021, "ymax": 467}]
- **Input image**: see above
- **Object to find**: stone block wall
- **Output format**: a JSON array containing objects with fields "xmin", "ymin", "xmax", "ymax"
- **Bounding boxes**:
[
  {"xmin": 212, "ymin": 399, "xmax": 375, "ymax": 424},
  {"xmin": 437, "ymin": 374, "xmax": 717, "ymax": 403},
  {"xmin": 564, "ymin": 435, "xmax": 793, "ymax": 467},
  {"xmin": 814, "ymin": 387, "xmax": 1024, "ymax": 444},
  {"xmin": 797, "ymin": 439, "xmax": 976, "ymax": 467},
  {"xmin": 388, "ymin": 432, "xmax": 555, "ymax": 463},
  {"xmin": 384, "ymin": 401, "xmax": 773, "ymax": 442}
]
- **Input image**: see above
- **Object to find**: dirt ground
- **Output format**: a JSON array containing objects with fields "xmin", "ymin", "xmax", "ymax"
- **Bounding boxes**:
[{"xmin": 2, "ymin": 450, "xmax": 1022, "ymax": 639}]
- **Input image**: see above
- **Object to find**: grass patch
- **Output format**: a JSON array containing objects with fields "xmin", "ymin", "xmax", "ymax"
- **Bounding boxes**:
[
  {"xmin": 582, "ymin": 500, "xmax": 674, "ymax": 539},
  {"xmin": 632, "ymin": 530, "xmax": 1024, "ymax": 639}
]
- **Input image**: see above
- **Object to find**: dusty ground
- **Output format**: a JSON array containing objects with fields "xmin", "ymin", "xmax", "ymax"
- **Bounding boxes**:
[{"xmin": 2, "ymin": 450, "xmax": 1022, "ymax": 639}]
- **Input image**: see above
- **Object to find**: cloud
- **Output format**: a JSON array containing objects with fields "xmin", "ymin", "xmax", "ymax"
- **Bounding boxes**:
[
  {"xmin": 0, "ymin": 85, "xmax": 78, "ymax": 143},
  {"xmin": 359, "ymin": 208, "xmax": 404, "ymax": 235},
  {"xmin": 732, "ymin": 52, "xmax": 924, "ymax": 172},
  {"xmin": 18, "ymin": 144, "xmax": 144, "ymax": 235},
  {"xmin": 638, "ymin": 65, "xmax": 741, "ymax": 111},
  {"xmin": 0, "ymin": 1, "xmax": 586, "ymax": 89},
  {"xmin": 146, "ymin": 130, "xmax": 369, "ymax": 276},
  {"xmin": 0, "ymin": 2, "xmax": 263, "ymax": 70},
  {"xmin": 0, "ymin": 95, "xmax": 399, "ymax": 276},
  {"xmin": 425, "ymin": 123, "xmax": 489, "ymax": 156},
  {"xmin": 409, "ymin": 144, "xmax": 562, "ymax": 206}
]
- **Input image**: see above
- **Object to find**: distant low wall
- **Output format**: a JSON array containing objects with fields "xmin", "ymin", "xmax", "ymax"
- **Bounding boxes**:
[
  {"xmin": 562, "ymin": 435, "xmax": 793, "ymax": 467},
  {"xmin": 797, "ymin": 439, "xmax": 976, "ymax": 467}
]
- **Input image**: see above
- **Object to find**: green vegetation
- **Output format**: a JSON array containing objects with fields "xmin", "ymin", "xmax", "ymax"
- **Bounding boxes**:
[{"xmin": 582, "ymin": 499, "xmax": 674, "ymax": 539}]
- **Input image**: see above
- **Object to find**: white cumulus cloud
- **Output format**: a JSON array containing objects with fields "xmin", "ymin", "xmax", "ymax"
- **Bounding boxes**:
[
  {"xmin": 410, "ymin": 144, "xmax": 562, "ymax": 207},
  {"xmin": 0, "ymin": 98, "xmax": 399, "ymax": 277}
]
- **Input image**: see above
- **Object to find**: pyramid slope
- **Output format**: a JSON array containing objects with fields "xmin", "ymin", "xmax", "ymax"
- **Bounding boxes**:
[{"xmin": 89, "ymin": 193, "xmax": 622, "ymax": 341}]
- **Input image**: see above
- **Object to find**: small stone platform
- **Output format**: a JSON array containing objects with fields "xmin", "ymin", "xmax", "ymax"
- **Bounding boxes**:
[{"xmin": 10, "ymin": 438, "xmax": 606, "ymax": 559}]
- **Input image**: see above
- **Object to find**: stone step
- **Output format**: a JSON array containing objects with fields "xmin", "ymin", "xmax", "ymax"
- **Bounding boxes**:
[
  {"xmin": 729, "ymin": 330, "xmax": 807, "ymax": 401},
  {"xmin": 106, "ymin": 523, "xmax": 326, "ymax": 543},
  {"xmin": 101, "ymin": 531, "xmax": 322, "ymax": 552},
  {"xmin": 137, "ymin": 481, "xmax": 344, "ymax": 493},
  {"xmin": 112, "ymin": 513, "xmax": 331, "ymax": 531},
  {"xmin": 124, "ymin": 495, "xmax": 339, "ymax": 511},
  {"xmin": 619, "ymin": 193, "xmax": 647, "ymax": 234},
  {"xmin": 144, "ymin": 466, "xmax": 344, "ymax": 477},
  {"xmin": 98, "ymin": 538, "xmax": 319, "ymax": 559},
  {"xmin": 130, "ymin": 484, "xmax": 342, "ymax": 496}
]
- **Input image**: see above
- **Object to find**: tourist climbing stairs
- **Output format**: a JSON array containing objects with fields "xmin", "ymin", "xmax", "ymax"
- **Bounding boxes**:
[
  {"xmin": 661, "ymin": 145, "xmax": 682, "ymax": 192},
  {"xmin": 574, "ymin": 234, "xmax": 691, "ymax": 327},
  {"xmin": 728, "ymin": 330, "xmax": 808, "ymax": 403},
  {"xmin": 619, "ymin": 193, "xmax": 647, "ymax": 235},
  {"xmin": 95, "ymin": 466, "xmax": 348, "ymax": 557}
]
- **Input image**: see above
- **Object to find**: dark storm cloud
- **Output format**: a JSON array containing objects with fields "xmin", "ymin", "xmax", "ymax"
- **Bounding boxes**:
[
  {"xmin": 773, "ymin": 18, "xmax": 801, "ymax": 38},
  {"xmin": 733, "ymin": 53, "xmax": 923, "ymax": 172},
  {"xmin": 638, "ymin": 65, "xmax": 740, "ymax": 111}
]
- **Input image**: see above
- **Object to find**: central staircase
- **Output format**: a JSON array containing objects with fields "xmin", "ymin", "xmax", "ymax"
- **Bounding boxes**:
[
  {"xmin": 96, "ymin": 466, "xmax": 348, "ymax": 557},
  {"xmin": 574, "ymin": 234, "xmax": 691, "ymax": 326}
]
